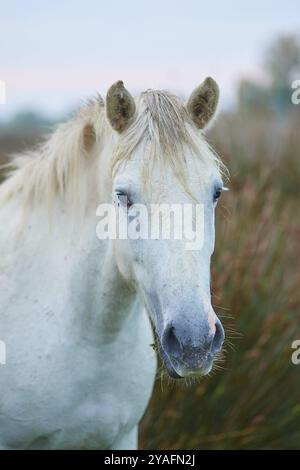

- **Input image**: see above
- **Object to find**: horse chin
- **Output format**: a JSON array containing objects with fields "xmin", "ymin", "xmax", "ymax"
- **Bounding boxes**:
[{"xmin": 159, "ymin": 342, "xmax": 214, "ymax": 379}]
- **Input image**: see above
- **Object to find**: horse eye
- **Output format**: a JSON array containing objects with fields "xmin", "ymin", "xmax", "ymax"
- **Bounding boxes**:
[
  {"xmin": 213, "ymin": 188, "xmax": 222, "ymax": 202},
  {"xmin": 116, "ymin": 192, "xmax": 133, "ymax": 209}
]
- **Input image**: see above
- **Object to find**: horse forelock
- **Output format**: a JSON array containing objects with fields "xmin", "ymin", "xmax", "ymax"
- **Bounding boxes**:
[{"xmin": 112, "ymin": 89, "xmax": 226, "ymax": 193}]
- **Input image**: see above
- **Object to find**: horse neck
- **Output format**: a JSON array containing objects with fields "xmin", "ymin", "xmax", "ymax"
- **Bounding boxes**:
[
  {"xmin": 82, "ymin": 238, "xmax": 139, "ymax": 342},
  {"xmin": 65, "ymin": 145, "xmax": 139, "ymax": 343}
]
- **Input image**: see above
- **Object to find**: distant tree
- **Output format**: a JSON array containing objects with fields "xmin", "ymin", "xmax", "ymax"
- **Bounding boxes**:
[
  {"xmin": 0, "ymin": 111, "xmax": 56, "ymax": 138},
  {"xmin": 238, "ymin": 34, "xmax": 300, "ymax": 116},
  {"xmin": 265, "ymin": 35, "xmax": 300, "ymax": 89}
]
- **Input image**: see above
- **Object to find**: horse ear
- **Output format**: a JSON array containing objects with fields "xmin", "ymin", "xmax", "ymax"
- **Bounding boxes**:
[
  {"xmin": 186, "ymin": 77, "xmax": 219, "ymax": 129},
  {"xmin": 83, "ymin": 123, "xmax": 96, "ymax": 150},
  {"xmin": 106, "ymin": 81, "xmax": 136, "ymax": 132}
]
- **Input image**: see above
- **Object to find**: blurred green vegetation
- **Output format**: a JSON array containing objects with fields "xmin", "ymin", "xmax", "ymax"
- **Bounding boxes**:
[{"xmin": 1, "ymin": 34, "xmax": 300, "ymax": 450}]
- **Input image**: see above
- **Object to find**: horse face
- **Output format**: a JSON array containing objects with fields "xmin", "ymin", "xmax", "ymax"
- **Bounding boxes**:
[
  {"xmin": 106, "ymin": 80, "xmax": 226, "ymax": 379},
  {"xmin": 112, "ymin": 156, "xmax": 225, "ymax": 378}
]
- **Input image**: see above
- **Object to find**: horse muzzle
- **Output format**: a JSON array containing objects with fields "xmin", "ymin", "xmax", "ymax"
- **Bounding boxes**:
[{"xmin": 159, "ymin": 317, "xmax": 225, "ymax": 379}]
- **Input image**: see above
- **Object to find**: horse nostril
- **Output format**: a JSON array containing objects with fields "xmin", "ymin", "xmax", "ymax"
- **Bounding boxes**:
[
  {"xmin": 162, "ymin": 324, "xmax": 182, "ymax": 357},
  {"xmin": 211, "ymin": 319, "xmax": 225, "ymax": 355}
]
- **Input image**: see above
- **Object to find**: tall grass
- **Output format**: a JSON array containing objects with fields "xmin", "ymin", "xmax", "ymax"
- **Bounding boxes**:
[{"xmin": 140, "ymin": 110, "xmax": 300, "ymax": 449}]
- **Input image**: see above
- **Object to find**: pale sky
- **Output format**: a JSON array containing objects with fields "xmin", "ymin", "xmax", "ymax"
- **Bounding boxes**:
[{"xmin": 0, "ymin": 0, "xmax": 299, "ymax": 118}]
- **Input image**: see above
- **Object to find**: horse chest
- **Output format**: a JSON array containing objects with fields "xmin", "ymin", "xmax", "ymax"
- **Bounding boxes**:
[
  {"xmin": 0, "ymin": 303, "xmax": 156, "ymax": 449},
  {"xmin": 0, "ymin": 216, "xmax": 156, "ymax": 449}
]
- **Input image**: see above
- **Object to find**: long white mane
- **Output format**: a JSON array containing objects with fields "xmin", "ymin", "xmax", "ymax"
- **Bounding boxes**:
[{"xmin": 0, "ymin": 90, "xmax": 225, "ymax": 211}]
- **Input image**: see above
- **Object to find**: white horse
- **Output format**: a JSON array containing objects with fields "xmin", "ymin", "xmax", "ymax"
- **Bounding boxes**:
[{"xmin": 0, "ymin": 78, "xmax": 226, "ymax": 449}]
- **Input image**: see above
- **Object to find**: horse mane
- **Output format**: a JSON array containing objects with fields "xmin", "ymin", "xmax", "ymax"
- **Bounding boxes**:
[
  {"xmin": 0, "ymin": 90, "xmax": 225, "ymax": 212},
  {"xmin": 0, "ymin": 95, "xmax": 106, "ymax": 211}
]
